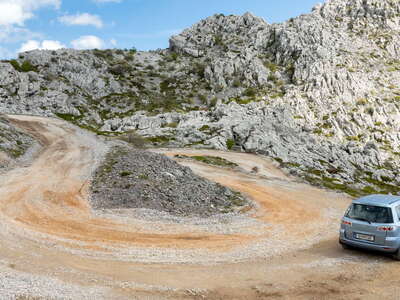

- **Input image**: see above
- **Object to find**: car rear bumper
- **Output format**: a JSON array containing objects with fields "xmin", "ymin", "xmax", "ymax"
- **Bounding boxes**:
[
  {"xmin": 339, "ymin": 237, "xmax": 398, "ymax": 253},
  {"xmin": 339, "ymin": 229, "xmax": 400, "ymax": 253}
]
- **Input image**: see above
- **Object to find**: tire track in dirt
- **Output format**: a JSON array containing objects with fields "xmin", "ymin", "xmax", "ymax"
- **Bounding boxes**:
[{"xmin": 2, "ymin": 115, "xmax": 396, "ymax": 300}]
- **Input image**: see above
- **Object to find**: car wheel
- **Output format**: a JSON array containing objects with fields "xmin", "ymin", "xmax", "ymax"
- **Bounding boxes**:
[
  {"xmin": 341, "ymin": 243, "xmax": 351, "ymax": 250},
  {"xmin": 393, "ymin": 249, "xmax": 400, "ymax": 261}
]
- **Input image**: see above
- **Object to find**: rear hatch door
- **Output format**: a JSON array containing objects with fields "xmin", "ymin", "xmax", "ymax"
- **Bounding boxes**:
[
  {"xmin": 346, "ymin": 220, "xmax": 387, "ymax": 245},
  {"xmin": 345, "ymin": 203, "xmax": 393, "ymax": 245}
]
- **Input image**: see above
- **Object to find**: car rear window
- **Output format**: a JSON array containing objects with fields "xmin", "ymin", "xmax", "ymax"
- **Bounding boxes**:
[{"xmin": 346, "ymin": 204, "xmax": 394, "ymax": 224}]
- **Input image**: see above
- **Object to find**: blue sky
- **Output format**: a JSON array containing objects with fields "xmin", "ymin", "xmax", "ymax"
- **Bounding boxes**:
[{"xmin": 0, "ymin": 0, "xmax": 321, "ymax": 59}]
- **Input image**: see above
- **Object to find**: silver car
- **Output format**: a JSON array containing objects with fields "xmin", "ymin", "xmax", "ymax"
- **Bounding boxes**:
[{"xmin": 339, "ymin": 194, "xmax": 400, "ymax": 260}]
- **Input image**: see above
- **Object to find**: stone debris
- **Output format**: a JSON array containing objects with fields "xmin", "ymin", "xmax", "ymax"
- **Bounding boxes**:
[{"xmin": 90, "ymin": 145, "xmax": 249, "ymax": 217}]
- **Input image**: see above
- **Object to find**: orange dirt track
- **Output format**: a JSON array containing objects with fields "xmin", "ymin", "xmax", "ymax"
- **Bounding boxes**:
[{"xmin": 1, "ymin": 115, "xmax": 400, "ymax": 299}]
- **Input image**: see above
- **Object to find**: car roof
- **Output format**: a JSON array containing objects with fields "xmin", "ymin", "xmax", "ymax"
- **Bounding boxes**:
[{"xmin": 353, "ymin": 194, "xmax": 400, "ymax": 206}]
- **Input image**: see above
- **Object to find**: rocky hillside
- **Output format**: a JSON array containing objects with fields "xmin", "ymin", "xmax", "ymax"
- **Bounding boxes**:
[{"xmin": 1, "ymin": 0, "xmax": 400, "ymax": 195}]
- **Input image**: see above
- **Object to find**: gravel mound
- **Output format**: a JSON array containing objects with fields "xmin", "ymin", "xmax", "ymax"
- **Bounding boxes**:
[{"xmin": 90, "ymin": 146, "xmax": 248, "ymax": 217}]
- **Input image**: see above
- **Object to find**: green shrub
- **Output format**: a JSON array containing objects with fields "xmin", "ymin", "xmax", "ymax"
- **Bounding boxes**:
[
  {"xmin": 165, "ymin": 52, "xmax": 179, "ymax": 62},
  {"xmin": 192, "ymin": 62, "xmax": 206, "ymax": 78},
  {"xmin": 356, "ymin": 98, "xmax": 367, "ymax": 105},
  {"xmin": 125, "ymin": 53, "xmax": 135, "ymax": 61},
  {"xmin": 232, "ymin": 79, "xmax": 241, "ymax": 88},
  {"xmin": 243, "ymin": 87, "xmax": 257, "ymax": 97},
  {"xmin": 199, "ymin": 125, "xmax": 210, "ymax": 132},
  {"xmin": 55, "ymin": 113, "xmax": 81, "ymax": 122},
  {"xmin": 210, "ymin": 97, "xmax": 218, "ymax": 107},
  {"xmin": 264, "ymin": 61, "xmax": 278, "ymax": 72},
  {"xmin": 108, "ymin": 63, "xmax": 133, "ymax": 76},
  {"xmin": 198, "ymin": 94, "xmax": 207, "ymax": 104},
  {"xmin": 9, "ymin": 60, "xmax": 37, "ymax": 72},
  {"xmin": 226, "ymin": 139, "xmax": 235, "ymax": 150},
  {"xmin": 236, "ymin": 98, "xmax": 253, "ymax": 105},
  {"xmin": 271, "ymin": 92, "xmax": 285, "ymax": 99},
  {"xmin": 120, "ymin": 171, "xmax": 132, "ymax": 177},
  {"xmin": 214, "ymin": 34, "xmax": 224, "ymax": 46},
  {"xmin": 93, "ymin": 49, "xmax": 113, "ymax": 60},
  {"xmin": 365, "ymin": 107, "xmax": 374, "ymax": 115},
  {"xmin": 161, "ymin": 97, "xmax": 181, "ymax": 112},
  {"xmin": 138, "ymin": 174, "xmax": 149, "ymax": 180},
  {"xmin": 268, "ymin": 74, "xmax": 277, "ymax": 82},
  {"xmin": 313, "ymin": 128, "xmax": 323, "ymax": 135},
  {"xmin": 160, "ymin": 78, "xmax": 176, "ymax": 92}
]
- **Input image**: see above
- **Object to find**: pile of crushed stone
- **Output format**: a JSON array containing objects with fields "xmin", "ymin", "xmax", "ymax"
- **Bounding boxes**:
[{"xmin": 90, "ymin": 146, "xmax": 248, "ymax": 217}]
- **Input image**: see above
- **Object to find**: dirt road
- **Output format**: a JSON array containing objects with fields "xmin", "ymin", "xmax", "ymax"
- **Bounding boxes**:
[{"xmin": 1, "ymin": 115, "xmax": 400, "ymax": 299}]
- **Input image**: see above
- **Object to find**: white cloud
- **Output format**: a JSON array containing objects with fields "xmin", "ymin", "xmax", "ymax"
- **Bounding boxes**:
[
  {"xmin": 15, "ymin": 0, "xmax": 61, "ymax": 10},
  {"xmin": 0, "ymin": 0, "xmax": 60, "ymax": 59},
  {"xmin": 110, "ymin": 38, "xmax": 117, "ymax": 46},
  {"xmin": 0, "ymin": 3, "xmax": 30, "ymax": 26},
  {"xmin": 71, "ymin": 35, "xmax": 104, "ymax": 50},
  {"xmin": 0, "ymin": 27, "xmax": 43, "ymax": 43},
  {"xmin": 41, "ymin": 40, "xmax": 65, "ymax": 50},
  {"xmin": 59, "ymin": 13, "xmax": 103, "ymax": 28},
  {"xmin": 19, "ymin": 39, "xmax": 65, "ymax": 52},
  {"xmin": 0, "ymin": 0, "xmax": 60, "ymax": 26}
]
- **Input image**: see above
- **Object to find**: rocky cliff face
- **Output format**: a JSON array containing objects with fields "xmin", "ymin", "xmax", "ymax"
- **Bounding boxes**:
[{"xmin": 1, "ymin": 0, "xmax": 400, "ymax": 195}]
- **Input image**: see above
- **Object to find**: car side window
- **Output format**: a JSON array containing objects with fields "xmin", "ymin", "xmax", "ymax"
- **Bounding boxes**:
[{"xmin": 396, "ymin": 206, "xmax": 400, "ymax": 221}]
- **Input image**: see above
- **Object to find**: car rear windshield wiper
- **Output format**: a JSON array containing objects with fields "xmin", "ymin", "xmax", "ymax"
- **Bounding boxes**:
[{"xmin": 352, "ymin": 217, "xmax": 371, "ymax": 224}]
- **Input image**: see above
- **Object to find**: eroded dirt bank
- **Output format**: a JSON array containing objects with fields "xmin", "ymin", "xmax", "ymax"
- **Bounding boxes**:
[{"xmin": 0, "ymin": 116, "xmax": 399, "ymax": 299}]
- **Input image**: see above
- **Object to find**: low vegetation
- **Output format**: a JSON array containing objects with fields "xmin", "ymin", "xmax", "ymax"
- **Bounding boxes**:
[
  {"xmin": 175, "ymin": 154, "xmax": 238, "ymax": 168},
  {"xmin": 9, "ymin": 60, "xmax": 38, "ymax": 72}
]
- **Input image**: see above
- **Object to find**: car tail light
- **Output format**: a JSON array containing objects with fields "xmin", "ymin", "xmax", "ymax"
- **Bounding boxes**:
[
  {"xmin": 378, "ymin": 226, "xmax": 394, "ymax": 231},
  {"xmin": 342, "ymin": 220, "xmax": 352, "ymax": 226}
]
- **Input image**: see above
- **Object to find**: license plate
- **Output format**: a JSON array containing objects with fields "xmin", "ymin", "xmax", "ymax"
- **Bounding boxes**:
[{"xmin": 355, "ymin": 233, "xmax": 375, "ymax": 242}]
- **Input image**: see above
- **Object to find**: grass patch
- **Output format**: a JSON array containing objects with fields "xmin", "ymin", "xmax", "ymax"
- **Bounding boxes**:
[
  {"xmin": 55, "ymin": 113, "xmax": 82, "ymax": 122},
  {"xmin": 145, "ymin": 135, "xmax": 174, "ymax": 145},
  {"xmin": 175, "ymin": 155, "xmax": 238, "ymax": 168},
  {"xmin": 304, "ymin": 175, "xmax": 362, "ymax": 197},
  {"xmin": 302, "ymin": 168, "xmax": 400, "ymax": 197},
  {"xmin": 243, "ymin": 87, "xmax": 258, "ymax": 98}
]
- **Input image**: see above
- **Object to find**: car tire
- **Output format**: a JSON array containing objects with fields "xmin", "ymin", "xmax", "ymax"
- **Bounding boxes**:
[
  {"xmin": 393, "ymin": 249, "xmax": 400, "ymax": 261},
  {"xmin": 341, "ymin": 243, "xmax": 351, "ymax": 250}
]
